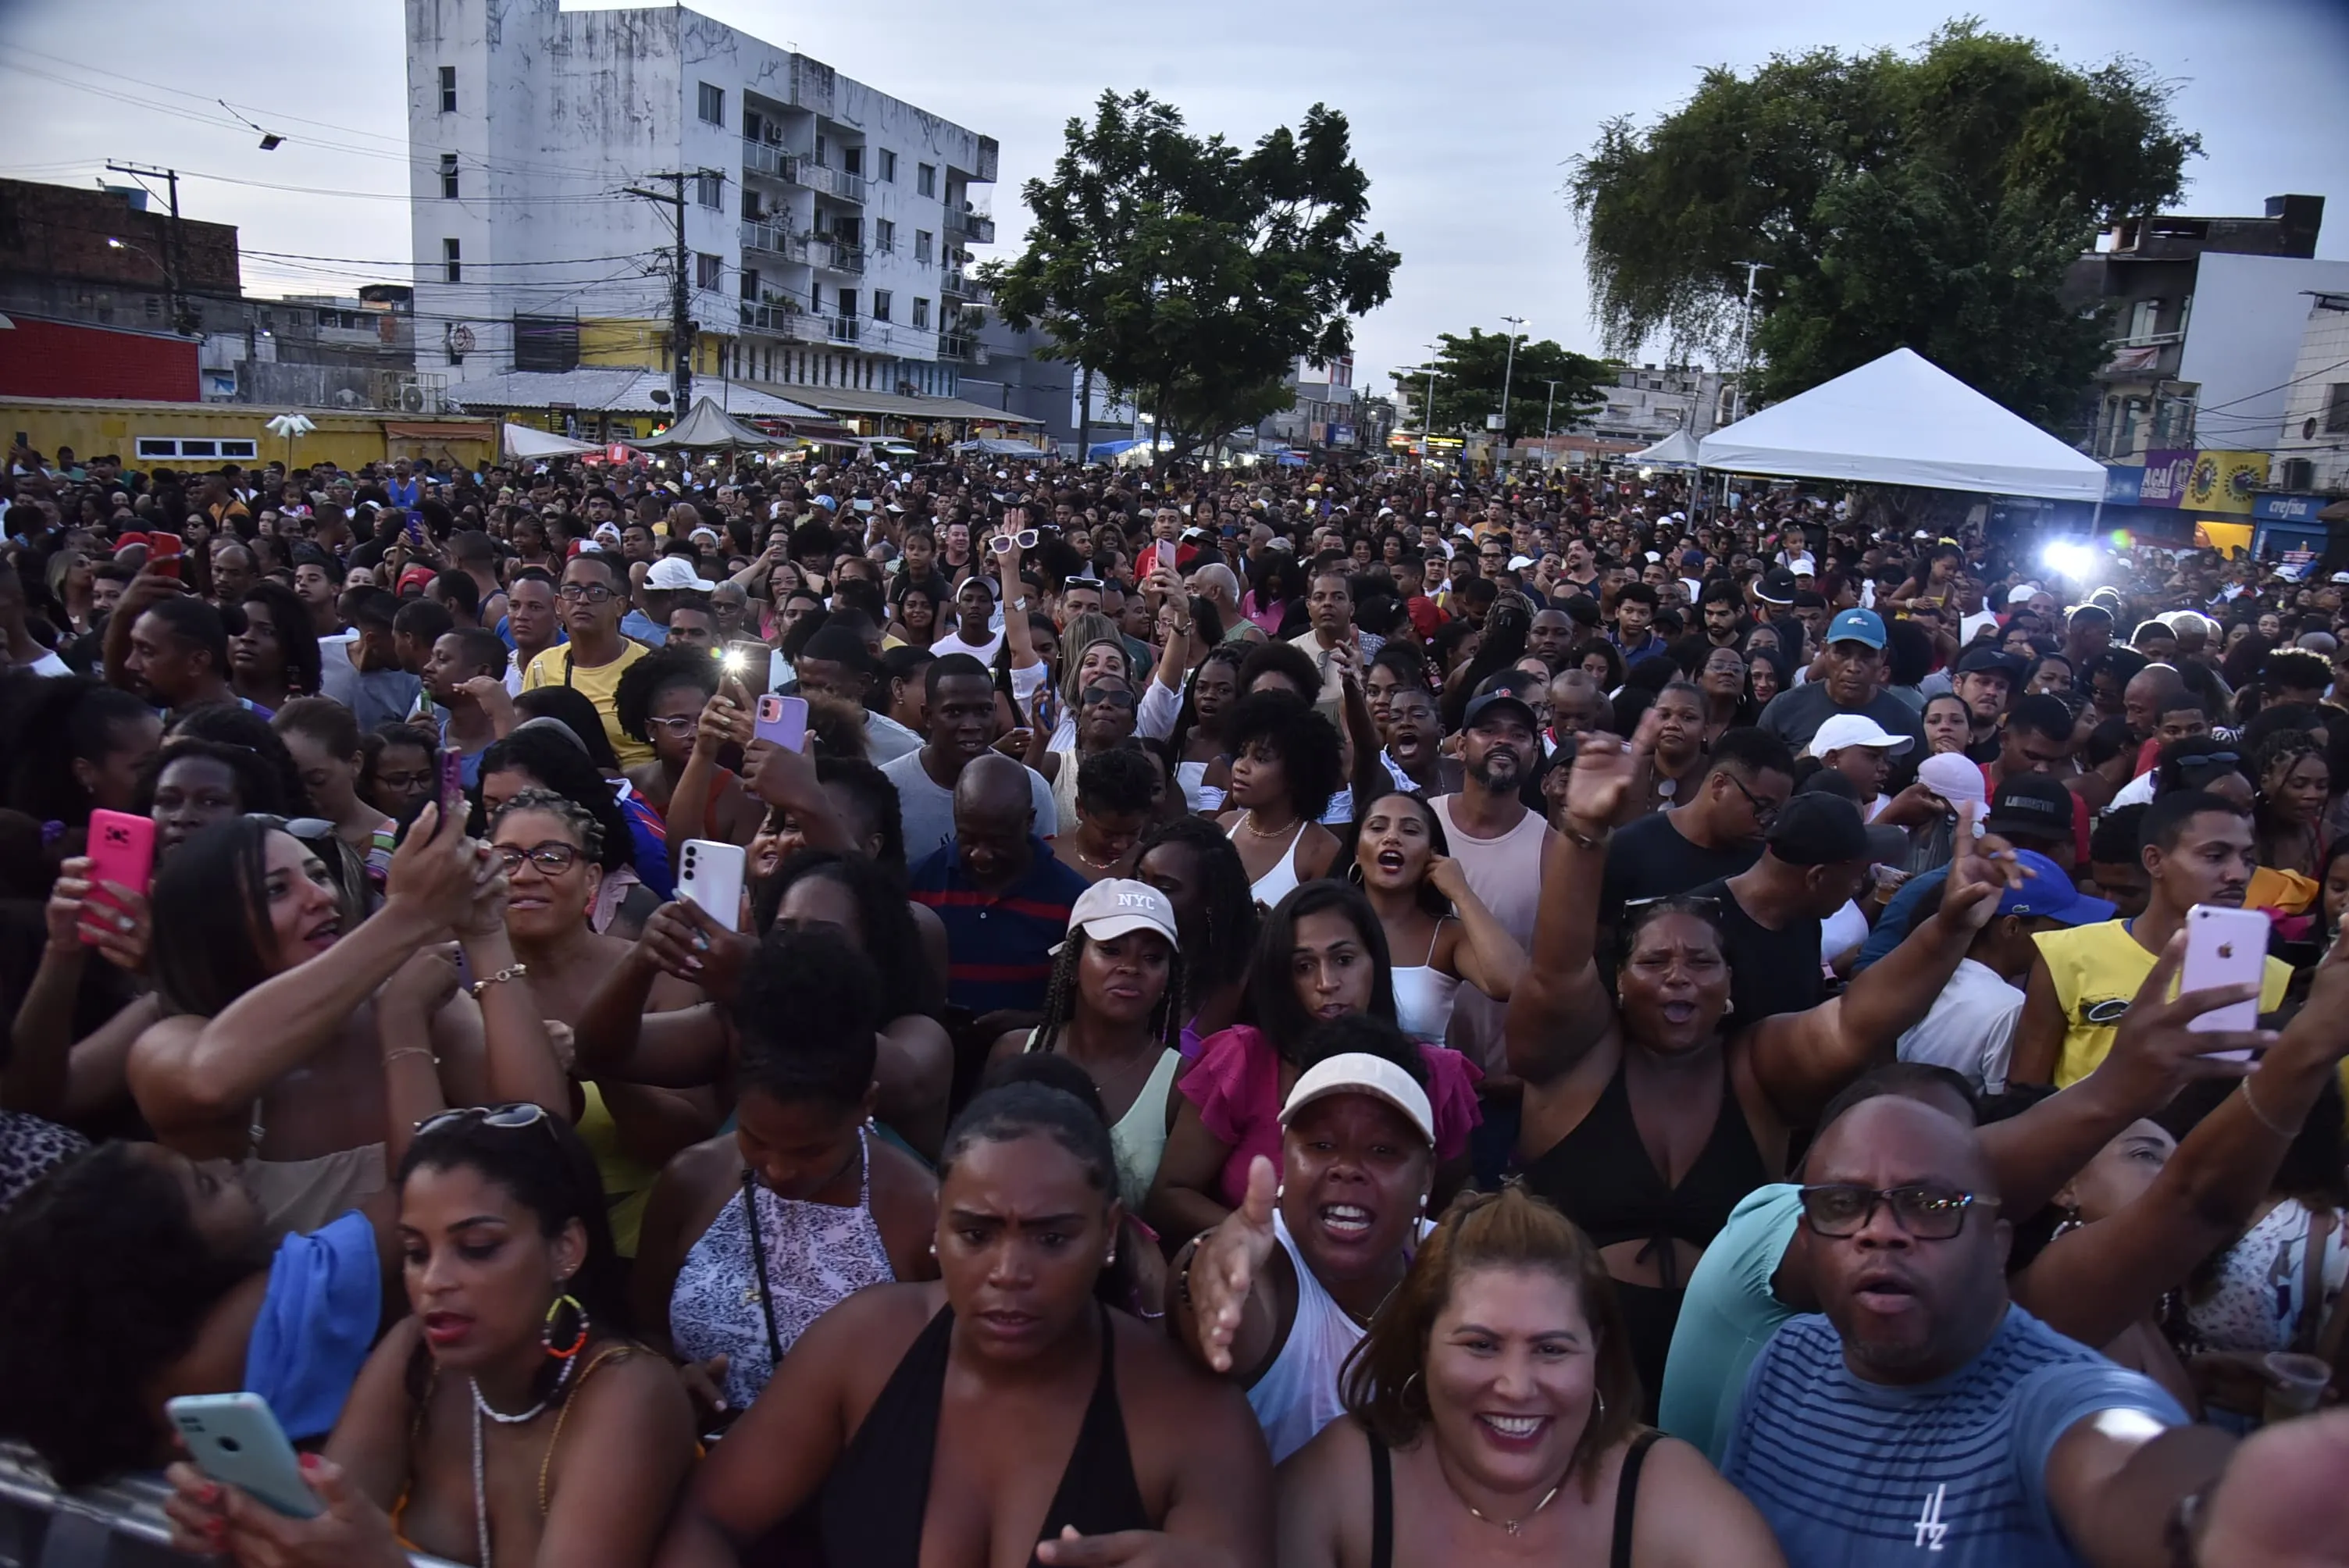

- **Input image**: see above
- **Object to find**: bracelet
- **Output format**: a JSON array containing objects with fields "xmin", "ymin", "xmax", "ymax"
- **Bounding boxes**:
[
  {"xmin": 384, "ymin": 1046, "xmax": 439, "ymax": 1067},
  {"xmin": 468, "ymin": 964, "xmax": 529, "ymax": 996},
  {"xmin": 1173, "ymin": 1228, "xmax": 1217, "ymax": 1309},
  {"xmin": 2238, "ymin": 1075, "xmax": 2298, "ymax": 1139},
  {"xmin": 1557, "ymin": 818, "xmax": 1609, "ymax": 853}
]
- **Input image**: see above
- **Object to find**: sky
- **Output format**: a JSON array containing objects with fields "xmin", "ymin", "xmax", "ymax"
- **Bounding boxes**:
[{"xmin": 4, "ymin": 0, "xmax": 2344, "ymax": 401}]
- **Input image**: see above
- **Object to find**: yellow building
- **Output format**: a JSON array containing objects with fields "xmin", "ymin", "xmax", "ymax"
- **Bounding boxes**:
[{"xmin": 0, "ymin": 396, "xmax": 497, "ymax": 472}]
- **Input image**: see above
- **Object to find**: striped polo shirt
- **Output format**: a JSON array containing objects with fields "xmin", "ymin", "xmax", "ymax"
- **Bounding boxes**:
[
  {"xmin": 906, "ymin": 836, "xmax": 1087, "ymax": 1014},
  {"xmin": 1720, "ymin": 1306, "xmax": 2183, "ymax": 1565}
]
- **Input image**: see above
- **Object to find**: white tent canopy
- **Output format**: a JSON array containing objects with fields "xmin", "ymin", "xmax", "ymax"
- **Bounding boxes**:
[
  {"xmin": 631, "ymin": 397, "xmax": 786, "ymax": 450},
  {"xmin": 501, "ymin": 423, "xmax": 601, "ymax": 459},
  {"xmin": 1696, "ymin": 347, "xmax": 2106, "ymax": 503},
  {"xmin": 1630, "ymin": 429, "xmax": 1704, "ymax": 468}
]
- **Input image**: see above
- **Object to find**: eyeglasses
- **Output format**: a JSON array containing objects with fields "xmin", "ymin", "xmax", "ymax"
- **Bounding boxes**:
[
  {"xmin": 556, "ymin": 583, "xmax": 615, "ymax": 603},
  {"xmin": 1082, "ymin": 686, "xmax": 1139, "ymax": 710},
  {"xmin": 493, "ymin": 841, "xmax": 583, "ymax": 876},
  {"xmin": 1723, "ymin": 772, "xmax": 1781, "ymax": 827},
  {"xmin": 1798, "ymin": 1183, "xmax": 1981, "ymax": 1240},
  {"xmin": 644, "ymin": 715, "xmax": 699, "ymax": 737},
  {"xmin": 415, "ymin": 1102, "xmax": 552, "ymax": 1137},
  {"xmin": 989, "ymin": 529, "xmax": 1039, "ymax": 554}
]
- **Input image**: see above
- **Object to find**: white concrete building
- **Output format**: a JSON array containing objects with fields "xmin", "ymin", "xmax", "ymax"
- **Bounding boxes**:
[
  {"xmin": 1259, "ymin": 354, "xmax": 1361, "ymax": 450},
  {"xmin": 2270, "ymin": 288, "xmax": 2349, "ymax": 493},
  {"xmin": 2167, "ymin": 252, "xmax": 2349, "ymax": 458},
  {"xmin": 1577, "ymin": 364, "xmax": 1730, "ymax": 444},
  {"xmin": 403, "ymin": 0, "xmax": 996, "ymax": 403}
]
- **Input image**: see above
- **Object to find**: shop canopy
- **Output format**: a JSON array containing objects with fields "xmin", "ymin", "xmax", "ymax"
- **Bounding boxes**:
[
  {"xmin": 500, "ymin": 422, "xmax": 601, "ymax": 459},
  {"xmin": 1629, "ymin": 429, "xmax": 1704, "ymax": 469},
  {"xmin": 952, "ymin": 437, "xmax": 1051, "ymax": 457},
  {"xmin": 631, "ymin": 397, "xmax": 787, "ymax": 450},
  {"xmin": 1696, "ymin": 347, "xmax": 2108, "ymax": 503}
]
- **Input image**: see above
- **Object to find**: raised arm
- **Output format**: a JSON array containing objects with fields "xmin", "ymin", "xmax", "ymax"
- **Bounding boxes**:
[
  {"xmin": 1428, "ymin": 857, "xmax": 1526, "ymax": 1000},
  {"xmin": 2015, "ymin": 939, "xmax": 2333, "ymax": 1351},
  {"xmin": 2008, "ymin": 954, "xmax": 2067, "ymax": 1085},
  {"xmin": 4, "ymin": 861, "xmax": 154, "ymax": 1118},
  {"xmin": 999, "ymin": 534, "xmax": 1041, "ymax": 671},
  {"xmin": 570, "ymin": 905, "xmax": 735, "ymax": 1085},
  {"xmin": 1745, "ymin": 846, "xmax": 2014, "ymax": 1123},
  {"xmin": 1169, "ymin": 1156, "xmax": 1282, "ymax": 1381},
  {"xmin": 1505, "ymin": 715, "xmax": 1656, "ymax": 1085},
  {"xmin": 127, "ymin": 804, "xmax": 479, "ymax": 1132},
  {"xmin": 667, "ymin": 686, "xmax": 754, "ymax": 875}
]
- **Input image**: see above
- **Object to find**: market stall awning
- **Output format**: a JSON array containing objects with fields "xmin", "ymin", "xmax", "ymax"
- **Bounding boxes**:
[
  {"xmin": 442, "ymin": 368, "xmax": 826, "ymax": 420},
  {"xmin": 632, "ymin": 397, "xmax": 788, "ymax": 450},
  {"xmin": 953, "ymin": 437, "xmax": 1051, "ymax": 457},
  {"xmin": 1629, "ymin": 429, "xmax": 1704, "ymax": 468},
  {"xmin": 1697, "ymin": 348, "xmax": 2107, "ymax": 502},
  {"xmin": 501, "ymin": 422, "xmax": 602, "ymax": 458},
  {"xmin": 798, "ymin": 386, "xmax": 1043, "ymax": 425}
]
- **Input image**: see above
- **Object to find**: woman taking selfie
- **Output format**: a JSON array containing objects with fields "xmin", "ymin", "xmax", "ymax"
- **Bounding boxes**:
[
  {"xmin": 656, "ymin": 1082, "xmax": 1274, "ymax": 1568},
  {"xmin": 1277, "ymin": 1185, "xmax": 1783, "ymax": 1567},
  {"xmin": 162, "ymin": 1108, "xmax": 696, "ymax": 1568}
]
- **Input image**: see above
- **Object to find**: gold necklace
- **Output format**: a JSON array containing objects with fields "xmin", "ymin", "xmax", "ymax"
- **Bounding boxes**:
[
  {"xmin": 1072, "ymin": 843, "xmax": 1121, "ymax": 869},
  {"xmin": 1451, "ymin": 1477, "xmax": 1565, "ymax": 1537},
  {"xmin": 1240, "ymin": 811, "xmax": 1296, "ymax": 838}
]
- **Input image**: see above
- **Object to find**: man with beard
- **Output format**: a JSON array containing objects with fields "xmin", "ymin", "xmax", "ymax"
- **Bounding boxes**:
[
  {"xmin": 121, "ymin": 595, "xmax": 241, "ymax": 715},
  {"xmin": 907, "ymin": 751, "xmax": 1085, "ymax": 1016},
  {"xmin": 1431, "ymin": 680, "xmax": 1556, "ymax": 1074},
  {"xmin": 881, "ymin": 654, "xmax": 1057, "ymax": 861},
  {"xmin": 1720, "ymin": 1090, "xmax": 2250, "ymax": 1566}
]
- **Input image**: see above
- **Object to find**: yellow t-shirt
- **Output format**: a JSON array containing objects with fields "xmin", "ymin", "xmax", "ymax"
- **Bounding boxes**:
[
  {"xmin": 520, "ymin": 640, "xmax": 653, "ymax": 767},
  {"xmin": 2035, "ymin": 920, "xmax": 2292, "ymax": 1087}
]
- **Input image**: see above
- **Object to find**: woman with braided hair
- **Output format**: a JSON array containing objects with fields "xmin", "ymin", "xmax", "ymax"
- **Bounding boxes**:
[
  {"xmin": 1135, "ymin": 814, "xmax": 1260, "ymax": 1052},
  {"xmin": 987, "ymin": 878, "xmax": 1189, "ymax": 1213},
  {"xmin": 2252, "ymin": 725, "xmax": 2329, "ymax": 879}
]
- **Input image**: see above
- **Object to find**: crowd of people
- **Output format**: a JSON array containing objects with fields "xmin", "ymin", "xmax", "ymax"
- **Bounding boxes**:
[{"xmin": 2, "ymin": 438, "xmax": 2347, "ymax": 1565}]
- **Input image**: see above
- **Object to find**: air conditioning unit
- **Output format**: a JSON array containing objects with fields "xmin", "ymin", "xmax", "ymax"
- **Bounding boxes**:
[{"xmin": 400, "ymin": 383, "xmax": 431, "ymax": 412}]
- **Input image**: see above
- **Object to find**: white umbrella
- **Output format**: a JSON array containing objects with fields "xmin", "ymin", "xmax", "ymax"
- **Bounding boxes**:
[{"xmin": 265, "ymin": 412, "xmax": 317, "ymax": 471}]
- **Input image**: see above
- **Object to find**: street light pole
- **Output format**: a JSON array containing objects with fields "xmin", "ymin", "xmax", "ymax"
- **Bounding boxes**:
[
  {"xmin": 1420, "ymin": 351, "xmax": 1439, "ymax": 458},
  {"xmin": 1543, "ymin": 379, "xmax": 1560, "ymax": 438},
  {"xmin": 1496, "ymin": 315, "xmax": 1525, "ymax": 471},
  {"xmin": 1729, "ymin": 262, "xmax": 1771, "ymax": 423}
]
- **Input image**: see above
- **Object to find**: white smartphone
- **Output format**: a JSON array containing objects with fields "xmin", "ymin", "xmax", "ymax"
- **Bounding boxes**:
[
  {"xmin": 165, "ymin": 1393, "xmax": 322, "ymax": 1518},
  {"xmin": 678, "ymin": 839, "xmax": 747, "ymax": 932},
  {"xmin": 2181, "ymin": 903, "xmax": 2269, "ymax": 1057}
]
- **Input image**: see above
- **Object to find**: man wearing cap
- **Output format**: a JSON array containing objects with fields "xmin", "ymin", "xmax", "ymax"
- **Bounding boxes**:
[
  {"xmin": 2012, "ymin": 788, "xmax": 2292, "ymax": 1089},
  {"xmin": 621, "ymin": 555, "xmax": 715, "ymax": 648},
  {"xmin": 1811, "ymin": 712, "xmax": 1913, "ymax": 821},
  {"xmin": 1692, "ymin": 793, "xmax": 1879, "ymax": 1025},
  {"xmin": 1749, "ymin": 566, "xmax": 1798, "ymax": 624},
  {"xmin": 1896, "ymin": 850, "xmax": 2114, "ymax": 1094},
  {"xmin": 521, "ymin": 551, "xmax": 653, "ymax": 766},
  {"xmin": 1756, "ymin": 607, "xmax": 1926, "ymax": 756},
  {"xmin": 1945, "ymin": 646, "xmax": 2023, "ymax": 761},
  {"xmin": 1434, "ymin": 682, "xmax": 1556, "ymax": 1074},
  {"xmin": 1852, "ymin": 772, "xmax": 2086, "ymax": 976}
]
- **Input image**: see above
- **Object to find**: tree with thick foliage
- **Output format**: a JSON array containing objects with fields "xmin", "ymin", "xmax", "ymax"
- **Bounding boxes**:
[
  {"xmin": 1568, "ymin": 22, "xmax": 2200, "ymax": 432},
  {"xmin": 984, "ymin": 89, "xmax": 1399, "ymax": 466},
  {"xmin": 1392, "ymin": 329, "xmax": 1609, "ymax": 442}
]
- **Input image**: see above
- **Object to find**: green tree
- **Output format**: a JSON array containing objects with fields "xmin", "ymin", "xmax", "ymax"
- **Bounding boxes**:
[
  {"xmin": 1392, "ymin": 329, "xmax": 1609, "ymax": 440},
  {"xmin": 983, "ymin": 89, "xmax": 1399, "ymax": 467},
  {"xmin": 1568, "ymin": 21, "xmax": 2199, "ymax": 433}
]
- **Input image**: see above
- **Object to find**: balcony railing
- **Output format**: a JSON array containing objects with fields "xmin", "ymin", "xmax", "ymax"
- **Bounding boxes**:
[
  {"xmin": 939, "ymin": 334, "xmax": 988, "ymax": 365},
  {"xmin": 740, "ymin": 139, "xmax": 801, "ymax": 184},
  {"xmin": 829, "ymin": 315, "xmax": 861, "ymax": 344},
  {"xmin": 944, "ymin": 207, "xmax": 994, "ymax": 244},
  {"xmin": 739, "ymin": 220, "xmax": 809, "ymax": 259},
  {"xmin": 818, "ymin": 240, "xmax": 865, "ymax": 275},
  {"xmin": 740, "ymin": 303, "xmax": 829, "ymax": 343},
  {"xmin": 805, "ymin": 164, "xmax": 866, "ymax": 204},
  {"xmin": 940, "ymin": 269, "xmax": 992, "ymax": 306}
]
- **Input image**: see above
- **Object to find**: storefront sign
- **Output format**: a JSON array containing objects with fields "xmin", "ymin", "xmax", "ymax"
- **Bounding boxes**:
[
  {"xmin": 2253, "ymin": 493, "xmax": 2331, "ymax": 525},
  {"xmin": 2140, "ymin": 449, "xmax": 2196, "ymax": 508},
  {"xmin": 2180, "ymin": 451, "xmax": 2269, "ymax": 515}
]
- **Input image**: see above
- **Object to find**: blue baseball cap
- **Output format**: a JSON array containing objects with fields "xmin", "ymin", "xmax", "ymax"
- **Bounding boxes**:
[
  {"xmin": 1827, "ymin": 608, "xmax": 1887, "ymax": 649},
  {"xmin": 1998, "ymin": 850, "xmax": 2114, "ymax": 925}
]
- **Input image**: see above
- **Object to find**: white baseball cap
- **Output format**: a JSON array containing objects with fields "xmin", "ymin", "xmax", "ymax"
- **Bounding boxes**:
[
  {"xmin": 643, "ymin": 557, "xmax": 715, "ymax": 592},
  {"xmin": 1811, "ymin": 713, "xmax": 1913, "ymax": 758},
  {"xmin": 1055, "ymin": 878, "xmax": 1179, "ymax": 953},
  {"xmin": 1279, "ymin": 1052, "xmax": 1434, "ymax": 1146}
]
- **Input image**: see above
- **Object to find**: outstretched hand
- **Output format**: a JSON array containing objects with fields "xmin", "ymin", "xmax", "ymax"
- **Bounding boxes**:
[
  {"xmin": 1563, "ymin": 707, "xmax": 1661, "ymax": 830},
  {"xmin": 1186, "ymin": 1156, "xmax": 1278, "ymax": 1375}
]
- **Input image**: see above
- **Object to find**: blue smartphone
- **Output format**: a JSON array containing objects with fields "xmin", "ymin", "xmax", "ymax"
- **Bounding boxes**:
[{"xmin": 166, "ymin": 1394, "xmax": 321, "ymax": 1518}]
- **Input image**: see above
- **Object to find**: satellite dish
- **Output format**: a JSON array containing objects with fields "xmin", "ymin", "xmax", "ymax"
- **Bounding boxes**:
[{"xmin": 651, "ymin": 389, "xmax": 672, "ymax": 406}]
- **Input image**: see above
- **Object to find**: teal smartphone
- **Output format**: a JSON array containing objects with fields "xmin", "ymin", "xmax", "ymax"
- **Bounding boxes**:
[{"xmin": 165, "ymin": 1393, "xmax": 322, "ymax": 1517}]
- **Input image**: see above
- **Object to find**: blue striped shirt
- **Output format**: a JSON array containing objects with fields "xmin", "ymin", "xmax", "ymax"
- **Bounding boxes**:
[{"xmin": 1720, "ymin": 1306, "xmax": 2183, "ymax": 1566}]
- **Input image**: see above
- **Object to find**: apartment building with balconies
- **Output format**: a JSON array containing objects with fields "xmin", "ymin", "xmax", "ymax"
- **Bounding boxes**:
[{"xmin": 404, "ymin": 0, "xmax": 996, "ymax": 402}]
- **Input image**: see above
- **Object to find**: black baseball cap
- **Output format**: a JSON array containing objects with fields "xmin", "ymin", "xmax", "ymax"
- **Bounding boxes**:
[
  {"xmin": 1764, "ymin": 793, "xmax": 1870, "ymax": 866},
  {"xmin": 1755, "ymin": 568, "xmax": 1798, "ymax": 605},
  {"xmin": 1984, "ymin": 773, "xmax": 2075, "ymax": 843},
  {"xmin": 1464, "ymin": 686, "xmax": 1539, "ymax": 733},
  {"xmin": 1955, "ymin": 647, "xmax": 2025, "ymax": 681}
]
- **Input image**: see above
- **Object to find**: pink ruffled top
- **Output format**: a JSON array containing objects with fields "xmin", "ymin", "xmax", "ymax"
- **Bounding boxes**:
[{"xmin": 1182, "ymin": 1024, "xmax": 1483, "ymax": 1208}]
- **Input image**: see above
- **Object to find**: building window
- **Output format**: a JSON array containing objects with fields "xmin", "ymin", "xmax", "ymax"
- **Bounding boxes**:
[
  {"xmin": 443, "ymin": 237, "xmax": 462, "ymax": 283},
  {"xmin": 696, "ymin": 252, "xmax": 724, "ymax": 290},
  {"xmin": 917, "ymin": 162, "xmax": 936, "ymax": 197},
  {"xmin": 696, "ymin": 171, "xmax": 723, "ymax": 208},
  {"xmin": 914, "ymin": 230, "xmax": 932, "ymax": 264},
  {"xmin": 843, "ymin": 147, "xmax": 862, "ymax": 176},
  {"xmin": 740, "ymin": 267, "xmax": 759, "ymax": 301},
  {"xmin": 912, "ymin": 298, "xmax": 930, "ymax": 330},
  {"xmin": 873, "ymin": 290, "xmax": 892, "ymax": 323},
  {"xmin": 439, "ymin": 154, "xmax": 459, "ymax": 199},
  {"xmin": 697, "ymin": 82, "xmax": 725, "ymax": 126},
  {"xmin": 879, "ymin": 149, "xmax": 896, "ymax": 183},
  {"xmin": 874, "ymin": 219, "xmax": 894, "ymax": 255},
  {"xmin": 2326, "ymin": 383, "xmax": 2349, "ymax": 435},
  {"xmin": 438, "ymin": 66, "xmax": 456, "ymax": 112},
  {"xmin": 135, "ymin": 437, "xmax": 258, "ymax": 460},
  {"xmin": 839, "ymin": 290, "xmax": 857, "ymax": 319}
]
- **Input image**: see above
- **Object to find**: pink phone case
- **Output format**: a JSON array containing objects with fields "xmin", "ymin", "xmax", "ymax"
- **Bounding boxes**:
[{"xmin": 82, "ymin": 809, "xmax": 155, "ymax": 939}]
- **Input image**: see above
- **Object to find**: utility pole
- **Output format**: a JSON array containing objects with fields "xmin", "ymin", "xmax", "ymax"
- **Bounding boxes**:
[
  {"xmin": 105, "ymin": 160, "xmax": 192, "ymax": 336},
  {"xmin": 1420, "ymin": 354, "xmax": 1440, "ymax": 460},
  {"xmin": 1077, "ymin": 364, "xmax": 1093, "ymax": 466},
  {"xmin": 1497, "ymin": 315, "xmax": 1525, "ymax": 459},
  {"xmin": 1543, "ymin": 379, "xmax": 1561, "ymax": 438},
  {"xmin": 626, "ymin": 172, "xmax": 695, "ymax": 413},
  {"xmin": 1729, "ymin": 261, "xmax": 1772, "ymax": 424}
]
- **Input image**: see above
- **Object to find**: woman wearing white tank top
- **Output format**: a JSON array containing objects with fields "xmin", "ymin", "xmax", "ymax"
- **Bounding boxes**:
[
  {"xmin": 1349, "ymin": 790, "xmax": 1527, "ymax": 1045},
  {"xmin": 1215, "ymin": 690, "xmax": 1343, "ymax": 908}
]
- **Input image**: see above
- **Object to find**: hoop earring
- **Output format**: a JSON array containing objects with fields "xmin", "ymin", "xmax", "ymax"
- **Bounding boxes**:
[
  {"xmin": 1345, "ymin": 860, "xmax": 1364, "ymax": 886},
  {"xmin": 542, "ymin": 1293, "xmax": 589, "ymax": 1361},
  {"xmin": 1400, "ymin": 1370, "xmax": 1427, "ymax": 1413}
]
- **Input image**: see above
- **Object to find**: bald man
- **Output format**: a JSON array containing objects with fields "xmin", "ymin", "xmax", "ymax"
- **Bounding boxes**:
[
  {"xmin": 1720, "ymin": 1091, "xmax": 2240, "ymax": 1565},
  {"xmin": 907, "ymin": 751, "xmax": 1089, "ymax": 1014}
]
